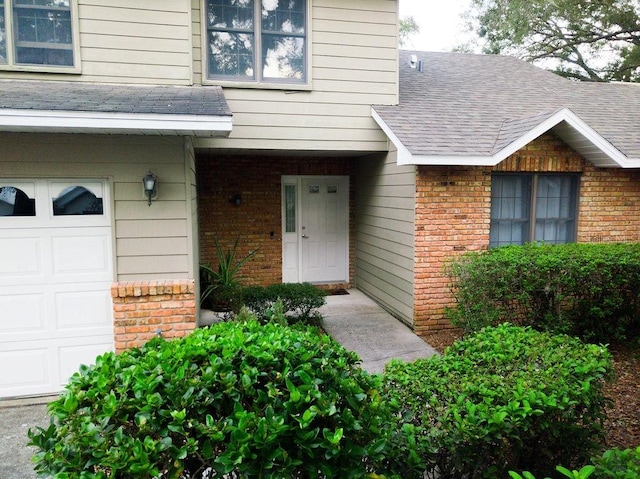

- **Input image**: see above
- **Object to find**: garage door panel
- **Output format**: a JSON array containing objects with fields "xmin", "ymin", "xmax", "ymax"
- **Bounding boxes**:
[
  {"xmin": 58, "ymin": 339, "xmax": 113, "ymax": 385},
  {"xmin": 0, "ymin": 292, "xmax": 46, "ymax": 333},
  {"xmin": 56, "ymin": 288, "xmax": 113, "ymax": 331},
  {"xmin": 0, "ymin": 236, "xmax": 42, "ymax": 279},
  {"xmin": 52, "ymin": 232, "xmax": 112, "ymax": 278},
  {"xmin": 0, "ymin": 348, "xmax": 50, "ymax": 391}
]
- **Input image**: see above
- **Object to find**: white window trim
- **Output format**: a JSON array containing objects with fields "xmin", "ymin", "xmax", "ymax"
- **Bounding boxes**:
[
  {"xmin": 200, "ymin": 0, "xmax": 312, "ymax": 90},
  {"xmin": 0, "ymin": 0, "xmax": 81, "ymax": 74}
]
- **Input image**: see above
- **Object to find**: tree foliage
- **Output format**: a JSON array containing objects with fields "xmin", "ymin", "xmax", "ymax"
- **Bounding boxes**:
[
  {"xmin": 399, "ymin": 16, "xmax": 420, "ymax": 47},
  {"xmin": 468, "ymin": 0, "xmax": 640, "ymax": 82}
]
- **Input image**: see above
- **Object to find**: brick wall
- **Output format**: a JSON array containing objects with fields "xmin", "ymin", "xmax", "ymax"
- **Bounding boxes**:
[
  {"xmin": 196, "ymin": 155, "xmax": 355, "ymax": 288},
  {"xmin": 414, "ymin": 132, "xmax": 640, "ymax": 334},
  {"xmin": 111, "ymin": 280, "xmax": 196, "ymax": 352}
]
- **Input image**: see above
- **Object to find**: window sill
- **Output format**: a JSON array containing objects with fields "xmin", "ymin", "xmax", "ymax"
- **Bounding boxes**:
[
  {"xmin": 201, "ymin": 78, "xmax": 312, "ymax": 92},
  {"xmin": 0, "ymin": 64, "xmax": 82, "ymax": 75}
]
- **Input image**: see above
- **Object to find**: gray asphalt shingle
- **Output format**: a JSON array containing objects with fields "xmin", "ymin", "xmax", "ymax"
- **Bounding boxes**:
[
  {"xmin": 0, "ymin": 80, "xmax": 232, "ymax": 117},
  {"xmin": 374, "ymin": 51, "xmax": 640, "ymax": 161}
]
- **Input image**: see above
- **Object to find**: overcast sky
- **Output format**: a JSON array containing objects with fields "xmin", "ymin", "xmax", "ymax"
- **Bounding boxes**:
[{"xmin": 399, "ymin": 0, "xmax": 473, "ymax": 52}]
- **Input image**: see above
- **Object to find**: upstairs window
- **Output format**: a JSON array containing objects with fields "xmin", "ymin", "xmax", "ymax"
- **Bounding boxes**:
[
  {"xmin": 205, "ymin": 0, "xmax": 307, "ymax": 84},
  {"xmin": 490, "ymin": 174, "xmax": 579, "ymax": 247},
  {"xmin": 0, "ymin": 0, "xmax": 78, "ymax": 69}
]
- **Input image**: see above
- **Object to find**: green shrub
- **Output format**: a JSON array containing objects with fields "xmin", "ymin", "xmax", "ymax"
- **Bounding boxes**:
[
  {"xmin": 593, "ymin": 446, "xmax": 640, "ymax": 478},
  {"xmin": 508, "ymin": 446, "xmax": 640, "ymax": 479},
  {"xmin": 28, "ymin": 319, "xmax": 412, "ymax": 479},
  {"xmin": 445, "ymin": 243, "xmax": 640, "ymax": 341},
  {"xmin": 383, "ymin": 324, "xmax": 612, "ymax": 479},
  {"xmin": 243, "ymin": 283, "xmax": 327, "ymax": 324}
]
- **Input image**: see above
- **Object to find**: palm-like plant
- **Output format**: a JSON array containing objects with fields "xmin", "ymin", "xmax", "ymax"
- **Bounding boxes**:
[{"xmin": 200, "ymin": 237, "xmax": 257, "ymax": 312}]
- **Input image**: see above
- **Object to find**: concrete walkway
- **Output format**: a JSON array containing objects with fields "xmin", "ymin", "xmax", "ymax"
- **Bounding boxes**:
[{"xmin": 321, "ymin": 289, "xmax": 438, "ymax": 373}]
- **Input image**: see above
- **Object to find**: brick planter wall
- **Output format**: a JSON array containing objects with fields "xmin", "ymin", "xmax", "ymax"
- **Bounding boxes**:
[
  {"xmin": 111, "ymin": 279, "xmax": 196, "ymax": 352},
  {"xmin": 414, "ymin": 132, "xmax": 640, "ymax": 334}
]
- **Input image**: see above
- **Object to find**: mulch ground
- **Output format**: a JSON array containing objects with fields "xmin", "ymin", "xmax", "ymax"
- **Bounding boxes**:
[{"xmin": 422, "ymin": 330, "xmax": 640, "ymax": 450}]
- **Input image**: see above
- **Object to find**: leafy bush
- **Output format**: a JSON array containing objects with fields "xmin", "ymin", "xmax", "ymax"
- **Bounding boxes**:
[
  {"xmin": 383, "ymin": 323, "xmax": 612, "ymax": 479},
  {"xmin": 29, "ymin": 319, "xmax": 411, "ymax": 479},
  {"xmin": 508, "ymin": 446, "xmax": 640, "ymax": 479},
  {"xmin": 445, "ymin": 243, "xmax": 640, "ymax": 340},
  {"xmin": 593, "ymin": 446, "xmax": 640, "ymax": 478},
  {"xmin": 242, "ymin": 283, "xmax": 327, "ymax": 324}
]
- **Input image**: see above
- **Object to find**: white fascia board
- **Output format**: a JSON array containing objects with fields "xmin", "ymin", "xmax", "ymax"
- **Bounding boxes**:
[
  {"xmin": 0, "ymin": 109, "xmax": 233, "ymax": 137},
  {"xmin": 370, "ymin": 107, "xmax": 414, "ymax": 165}
]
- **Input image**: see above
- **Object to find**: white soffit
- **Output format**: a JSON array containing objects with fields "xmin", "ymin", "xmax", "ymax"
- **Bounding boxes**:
[
  {"xmin": 372, "ymin": 107, "xmax": 635, "ymax": 168},
  {"xmin": 0, "ymin": 109, "xmax": 233, "ymax": 137}
]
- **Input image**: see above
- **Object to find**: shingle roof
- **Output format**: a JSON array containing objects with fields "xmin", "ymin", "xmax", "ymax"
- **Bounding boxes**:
[
  {"xmin": 373, "ymin": 51, "xmax": 640, "ymax": 166},
  {"xmin": 0, "ymin": 80, "xmax": 232, "ymax": 117}
]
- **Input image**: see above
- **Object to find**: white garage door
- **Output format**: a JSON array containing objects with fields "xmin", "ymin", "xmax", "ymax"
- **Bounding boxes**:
[{"xmin": 0, "ymin": 179, "xmax": 114, "ymax": 398}]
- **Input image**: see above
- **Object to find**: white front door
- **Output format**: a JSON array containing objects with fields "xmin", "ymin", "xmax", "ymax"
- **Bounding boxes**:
[
  {"xmin": 0, "ymin": 179, "xmax": 114, "ymax": 398},
  {"xmin": 282, "ymin": 176, "xmax": 348, "ymax": 284}
]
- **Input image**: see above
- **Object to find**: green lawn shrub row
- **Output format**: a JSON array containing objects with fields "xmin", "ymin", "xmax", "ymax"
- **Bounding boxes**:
[
  {"xmin": 445, "ymin": 242, "xmax": 640, "ymax": 340},
  {"xmin": 28, "ymin": 321, "xmax": 619, "ymax": 479},
  {"xmin": 383, "ymin": 323, "xmax": 612, "ymax": 479},
  {"xmin": 242, "ymin": 282, "xmax": 326, "ymax": 324},
  {"xmin": 29, "ymin": 319, "xmax": 414, "ymax": 479}
]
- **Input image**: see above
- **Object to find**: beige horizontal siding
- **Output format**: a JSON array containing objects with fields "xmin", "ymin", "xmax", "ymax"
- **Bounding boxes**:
[
  {"xmin": 193, "ymin": 0, "xmax": 398, "ymax": 152},
  {"xmin": 0, "ymin": 0, "xmax": 192, "ymax": 84},
  {"xmin": 0, "ymin": 132, "xmax": 193, "ymax": 280},
  {"xmin": 356, "ymin": 150, "xmax": 416, "ymax": 326}
]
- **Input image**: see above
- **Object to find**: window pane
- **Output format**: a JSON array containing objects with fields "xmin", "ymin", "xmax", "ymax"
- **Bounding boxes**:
[
  {"xmin": 534, "ymin": 176, "xmax": 576, "ymax": 244},
  {"xmin": 13, "ymin": 0, "xmax": 73, "ymax": 66},
  {"xmin": 262, "ymin": 34, "xmax": 304, "ymax": 80},
  {"xmin": 53, "ymin": 186, "xmax": 103, "ymax": 216},
  {"xmin": 0, "ymin": 2, "xmax": 6, "ymax": 63},
  {"xmin": 490, "ymin": 175, "xmax": 531, "ymax": 247},
  {"xmin": 207, "ymin": 0, "xmax": 255, "ymax": 78},
  {"xmin": 262, "ymin": 0, "xmax": 305, "ymax": 34},
  {"xmin": 207, "ymin": 0, "xmax": 253, "ymax": 30},
  {"xmin": 0, "ymin": 186, "xmax": 35, "ymax": 216},
  {"xmin": 208, "ymin": 31, "xmax": 254, "ymax": 78},
  {"xmin": 284, "ymin": 184, "xmax": 295, "ymax": 233}
]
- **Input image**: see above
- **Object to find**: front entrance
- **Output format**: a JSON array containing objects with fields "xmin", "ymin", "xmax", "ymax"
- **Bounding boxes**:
[
  {"xmin": 282, "ymin": 176, "xmax": 349, "ymax": 284},
  {"xmin": 0, "ymin": 179, "xmax": 114, "ymax": 398}
]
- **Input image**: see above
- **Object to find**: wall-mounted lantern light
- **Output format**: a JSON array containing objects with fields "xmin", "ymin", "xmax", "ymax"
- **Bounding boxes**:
[
  {"xmin": 142, "ymin": 171, "xmax": 158, "ymax": 206},
  {"xmin": 231, "ymin": 193, "xmax": 242, "ymax": 206}
]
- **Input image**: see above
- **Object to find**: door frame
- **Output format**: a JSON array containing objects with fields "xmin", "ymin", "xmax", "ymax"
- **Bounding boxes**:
[{"xmin": 281, "ymin": 175, "xmax": 349, "ymax": 284}]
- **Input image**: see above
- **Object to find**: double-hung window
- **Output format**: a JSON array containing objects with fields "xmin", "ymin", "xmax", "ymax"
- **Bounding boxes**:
[
  {"xmin": 490, "ymin": 173, "xmax": 579, "ymax": 247},
  {"xmin": 0, "ymin": 0, "xmax": 78, "ymax": 70},
  {"xmin": 205, "ymin": 0, "xmax": 307, "ymax": 84}
]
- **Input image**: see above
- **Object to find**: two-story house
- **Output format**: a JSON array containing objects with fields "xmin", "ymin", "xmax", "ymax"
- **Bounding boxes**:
[
  {"xmin": 3, "ymin": 1, "xmax": 640, "ymax": 399},
  {"xmin": 0, "ymin": 0, "xmax": 399, "ymax": 398}
]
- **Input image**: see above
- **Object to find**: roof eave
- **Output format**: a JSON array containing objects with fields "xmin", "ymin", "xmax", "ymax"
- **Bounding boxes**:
[{"xmin": 0, "ymin": 109, "xmax": 233, "ymax": 138}]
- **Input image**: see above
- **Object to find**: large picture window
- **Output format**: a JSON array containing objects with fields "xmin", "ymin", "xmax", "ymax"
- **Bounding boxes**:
[
  {"xmin": 490, "ymin": 174, "xmax": 579, "ymax": 247},
  {"xmin": 205, "ymin": 0, "xmax": 306, "ymax": 84},
  {"xmin": 0, "ymin": 0, "xmax": 77, "ymax": 69}
]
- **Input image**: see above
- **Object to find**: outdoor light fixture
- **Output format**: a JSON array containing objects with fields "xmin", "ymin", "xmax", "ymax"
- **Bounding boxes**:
[
  {"xmin": 232, "ymin": 193, "xmax": 242, "ymax": 206},
  {"xmin": 142, "ymin": 171, "xmax": 158, "ymax": 206}
]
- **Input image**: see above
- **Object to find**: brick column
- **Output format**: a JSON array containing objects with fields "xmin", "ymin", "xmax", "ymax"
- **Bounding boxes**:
[{"xmin": 111, "ymin": 279, "xmax": 197, "ymax": 353}]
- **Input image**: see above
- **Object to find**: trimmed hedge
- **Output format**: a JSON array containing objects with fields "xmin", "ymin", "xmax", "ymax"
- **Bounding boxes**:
[
  {"xmin": 383, "ymin": 324, "xmax": 612, "ymax": 479},
  {"xmin": 445, "ymin": 243, "xmax": 640, "ymax": 340},
  {"xmin": 242, "ymin": 283, "xmax": 326, "ymax": 324},
  {"xmin": 29, "ymin": 320, "xmax": 410, "ymax": 479}
]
